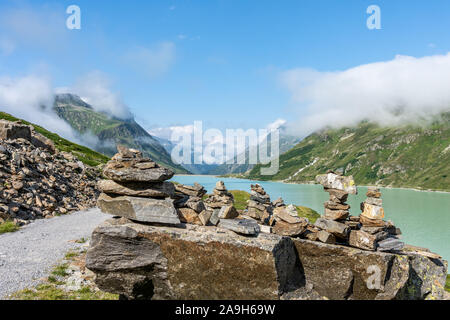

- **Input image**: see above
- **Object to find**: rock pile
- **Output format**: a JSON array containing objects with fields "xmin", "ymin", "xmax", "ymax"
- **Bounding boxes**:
[
  {"xmin": 316, "ymin": 171, "xmax": 356, "ymax": 221},
  {"xmin": 173, "ymin": 183, "xmax": 208, "ymax": 226},
  {"xmin": 0, "ymin": 120, "xmax": 100, "ymax": 225},
  {"xmin": 350, "ymin": 187, "xmax": 404, "ymax": 252},
  {"xmin": 96, "ymin": 146, "xmax": 180, "ymax": 225},
  {"xmin": 313, "ymin": 172, "xmax": 404, "ymax": 252},
  {"xmin": 204, "ymin": 181, "xmax": 234, "ymax": 209}
]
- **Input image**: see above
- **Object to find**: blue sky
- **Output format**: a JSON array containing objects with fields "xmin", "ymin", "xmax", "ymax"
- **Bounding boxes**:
[{"xmin": 1, "ymin": 0, "xmax": 450, "ymax": 134}]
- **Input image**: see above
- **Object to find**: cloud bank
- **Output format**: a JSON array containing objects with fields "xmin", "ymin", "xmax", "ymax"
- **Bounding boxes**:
[
  {"xmin": 280, "ymin": 53, "xmax": 450, "ymax": 135},
  {"xmin": 60, "ymin": 71, "xmax": 133, "ymax": 120},
  {"xmin": 0, "ymin": 74, "xmax": 85, "ymax": 144}
]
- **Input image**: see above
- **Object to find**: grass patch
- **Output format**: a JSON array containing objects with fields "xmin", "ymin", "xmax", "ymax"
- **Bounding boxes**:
[
  {"xmin": 296, "ymin": 206, "xmax": 320, "ymax": 224},
  {"xmin": 229, "ymin": 189, "xmax": 320, "ymax": 222},
  {"xmin": 64, "ymin": 251, "xmax": 78, "ymax": 259},
  {"xmin": 10, "ymin": 247, "xmax": 118, "ymax": 300},
  {"xmin": 51, "ymin": 264, "xmax": 69, "ymax": 277},
  {"xmin": 75, "ymin": 238, "xmax": 87, "ymax": 244},
  {"xmin": 229, "ymin": 190, "xmax": 251, "ymax": 210},
  {"xmin": 0, "ymin": 221, "xmax": 19, "ymax": 234},
  {"xmin": 446, "ymin": 274, "xmax": 450, "ymax": 293},
  {"xmin": 11, "ymin": 283, "xmax": 118, "ymax": 300}
]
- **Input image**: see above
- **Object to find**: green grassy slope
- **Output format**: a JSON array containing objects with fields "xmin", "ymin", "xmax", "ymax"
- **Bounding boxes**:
[
  {"xmin": 53, "ymin": 94, "xmax": 189, "ymax": 173},
  {"xmin": 0, "ymin": 111, "xmax": 109, "ymax": 167},
  {"xmin": 248, "ymin": 114, "xmax": 450, "ymax": 191}
]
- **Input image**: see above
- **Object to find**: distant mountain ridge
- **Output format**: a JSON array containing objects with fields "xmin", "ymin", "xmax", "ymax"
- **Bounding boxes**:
[
  {"xmin": 53, "ymin": 94, "xmax": 189, "ymax": 174},
  {"xmin": 247, "ymin": 113, "xmax": 450, "ymax": 191}
]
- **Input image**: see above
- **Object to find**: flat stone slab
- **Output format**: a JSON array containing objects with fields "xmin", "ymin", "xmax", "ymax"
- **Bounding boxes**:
[
  {"xmin": 103, "ymin": 159, "xmax": 174, "ymax": 182},
  {"xmin": 97, "ymin": 180, "xmax": 175, "ymax": 198},
  {"xmin": 97, "ymin": 193, "xmax": 180, "ymax": 225},
  {"xmin": 218, "ymin": 218, "xmax": 260, "ymax": 235},
  {"xmin": 377, "ymin": 237, "xmax": 405, "ymax": 252}
]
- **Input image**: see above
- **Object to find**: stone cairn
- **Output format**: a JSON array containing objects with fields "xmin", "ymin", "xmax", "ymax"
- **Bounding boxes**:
[
  {"xmin": 245, "ymin": 184, "xmax": 272, "ymax": 223},
  {"xmin": 242, "ymin": 183, "xmax": 309, "ymax": 237},
  {"xmin": 97, "ymin": 145, "xmax": 180, "ymax": 225},
  {"xmin": 313, "ymin": 171, "xmax": 404, "ymax": 251}
]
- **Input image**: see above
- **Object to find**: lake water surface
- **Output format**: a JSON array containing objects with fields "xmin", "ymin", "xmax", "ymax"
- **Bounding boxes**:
[{"xmin": 172, "ymin": 175, "xmax": 450, "ymax": 262}]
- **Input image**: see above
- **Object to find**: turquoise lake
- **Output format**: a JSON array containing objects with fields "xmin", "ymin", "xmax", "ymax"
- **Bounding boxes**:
[{"xmin": 172, "ymin": 175, "xmax": 450, "ymax": 262}]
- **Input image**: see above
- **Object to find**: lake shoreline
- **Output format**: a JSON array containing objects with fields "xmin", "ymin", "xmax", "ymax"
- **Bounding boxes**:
[{"xmin": 174, "ymin": 174, "xmax": 450, "ymax": 194}]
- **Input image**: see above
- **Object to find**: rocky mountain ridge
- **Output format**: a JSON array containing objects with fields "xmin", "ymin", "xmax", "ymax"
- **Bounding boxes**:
[
  {"xmin": 53, "ymin": 93, "xmax": 188, "ymax": 174},
  {"xmin": 248, "ymin": 114, "xmax": 450, "ymax": 191}
]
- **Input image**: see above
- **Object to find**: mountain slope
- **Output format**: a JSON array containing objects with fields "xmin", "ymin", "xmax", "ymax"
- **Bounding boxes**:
[
  {"xmin": 247, "ymin": 114, "xmax": 450, "ymax": 191},
  {"xmin": 0, "ymin": 111, "xmax": 109, "ymax": 167},
  {"xmin": 53, "ymin": 94, "xmax": 188, "ymax": 173},
  {"xmin": 210, "ymin": 133, "xmax": 301, "ymax": 175}
]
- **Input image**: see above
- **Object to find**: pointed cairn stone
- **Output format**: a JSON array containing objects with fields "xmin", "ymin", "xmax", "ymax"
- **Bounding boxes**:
[
  {"xmin": 315, "ymin": 172, "xmax": 357, "ymax": 221},
  {"xmin": 97, "ymin": 146, "xmax": 180, "ymax": 225}
]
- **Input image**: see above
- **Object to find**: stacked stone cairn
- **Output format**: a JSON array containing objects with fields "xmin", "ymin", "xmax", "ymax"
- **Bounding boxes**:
[
  {"xmin": 241, "ymin": 184, "xmax": 309, "ymax": 237},
  {"xmin": 97, "ymin": 145, "xmax": 180, "ymax": 225},
  {"xmin": 354, "ymin": 187, "xmax": 404, "ymax": 252},
  {"xmin": 312, "ymin": 171, "xmax": 404, "ymax": 252},
  {"xmin": 245, "ymin": 184, "xmax": 273, "ymax": 223},
  {"xmin": 203, "ymin": 181, "xmax": 261, "ymax": 235}
]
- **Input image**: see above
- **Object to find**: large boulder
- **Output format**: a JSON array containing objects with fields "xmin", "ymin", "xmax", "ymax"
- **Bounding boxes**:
[
  {"xmin": 86, "ymin": 219, "xmax": 448, "ymax": 300},
  {"xmin": 97, "ymin": 193, "xmax": 180, "ymax": 225},
  {"xmin": 86, "ymin": 218, "xmax": 304, "ymax": 300},
  {"xmin": 292, "ymin": 239, "xmax": 447, "ymax": 300},
  {"xmin": 0, "ymin": 120, "xmax": 31, "ymax": 140}
]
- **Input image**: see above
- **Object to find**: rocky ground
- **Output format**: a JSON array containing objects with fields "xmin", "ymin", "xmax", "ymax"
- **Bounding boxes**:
[
  {"xmin": 0, "ymin": 208, "xmax": 108, "ymax": 298},
  {"xmin": 0, "ymin": 120, "xmax": 101, "ymax": 226}
]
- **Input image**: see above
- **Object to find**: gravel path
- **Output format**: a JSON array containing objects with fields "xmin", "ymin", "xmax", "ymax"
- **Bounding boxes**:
[{"xmin": 0, "ymin": 208, "xmax": 109, "ymax": 299}]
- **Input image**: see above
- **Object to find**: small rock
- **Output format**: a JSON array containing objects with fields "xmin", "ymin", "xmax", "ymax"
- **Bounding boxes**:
[
  {"xmin": 218, "ymin": 206, "xmax": 239, "ymax": 219},
  {"xmin": 218, "ymin": 219, "xmax": 260, "ymax": 236},
  {"xmin": 317, "ymin": 230, "xmax": 336, "ymax": 244}
]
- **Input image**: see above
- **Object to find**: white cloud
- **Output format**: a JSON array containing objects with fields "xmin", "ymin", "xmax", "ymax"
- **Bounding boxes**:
[
  {"xmin": 124, "ymin": 42, "xmax": 176, "ymax": 78},
  {"xmin": 149, "ymin": 125, "xmax": 194, "ymax": 141},
  {"xmin": 280, "ymin": 53, "xmax": 450, "ymax": 135},
  {"xmin": 266, "ymin": 118, "xmax": 286, "ymax": 132},
  {"xmin": 66, "ymin": 71, "xmax": 133, "ymax": 120},
  {"xmin": 0, "ymin": 74, "xmax": 84, "ymax": 144}
]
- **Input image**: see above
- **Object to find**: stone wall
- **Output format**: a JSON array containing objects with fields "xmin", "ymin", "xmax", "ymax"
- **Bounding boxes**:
[{"xmin": 86, "ymin": 217, "xmax": 448, "ymax": 300}]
